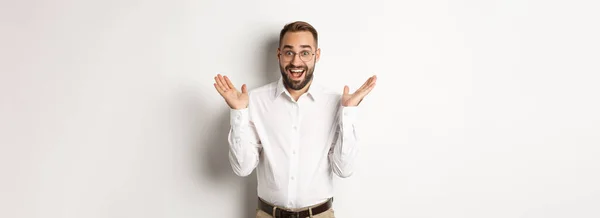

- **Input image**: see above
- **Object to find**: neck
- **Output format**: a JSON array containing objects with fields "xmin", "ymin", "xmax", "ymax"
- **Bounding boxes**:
[{"xmin": 286, "ymin": 79, "xmax": 312, "ymax": 102}]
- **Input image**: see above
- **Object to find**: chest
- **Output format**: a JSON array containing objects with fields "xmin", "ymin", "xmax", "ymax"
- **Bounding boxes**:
[{"xmin": 254, "ymin": 97, "xmax": 339, "ymax": 144}]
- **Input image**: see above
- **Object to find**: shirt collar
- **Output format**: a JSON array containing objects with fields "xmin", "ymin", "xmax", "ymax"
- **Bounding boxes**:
[{"xmin": 274, "ymin": 76, "xmax": 319, "ymax": 102}]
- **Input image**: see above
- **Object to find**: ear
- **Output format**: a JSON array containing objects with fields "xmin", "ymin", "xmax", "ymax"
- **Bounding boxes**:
[
  {"xmin": 315, "ymin": 48, "xmax": 321, "ymax": 63},
  {"xmin": 276, "ymin": 47, "xmax": 281, "ymax": 61}
]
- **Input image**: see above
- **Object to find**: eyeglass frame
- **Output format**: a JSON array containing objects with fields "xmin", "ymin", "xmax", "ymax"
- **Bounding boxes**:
[{"xmin": 278, "ymin": 49, "xmax": 317, "ymax": 62}]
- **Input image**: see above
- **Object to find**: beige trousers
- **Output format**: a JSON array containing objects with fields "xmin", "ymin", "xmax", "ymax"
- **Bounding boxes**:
[{"xmin": 255, "ymin": 208, "xmax": 335, "ymax": 218}]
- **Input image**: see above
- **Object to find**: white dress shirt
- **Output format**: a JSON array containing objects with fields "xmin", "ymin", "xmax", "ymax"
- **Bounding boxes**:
[{"xmin": 228, "ymin": 76, "xmax": 360, "ymax": 209}]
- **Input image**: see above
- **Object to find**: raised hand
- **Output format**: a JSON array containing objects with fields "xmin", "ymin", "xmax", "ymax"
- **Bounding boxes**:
[
  {"xmin": 213, "ymin": 74, "xmax": 248, "ymax": 110},
  {"xmin": 342, "ymin": 75, "xmax": 377, "ymax": 107}
]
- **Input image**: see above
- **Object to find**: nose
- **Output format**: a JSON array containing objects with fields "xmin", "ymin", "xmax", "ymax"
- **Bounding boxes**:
[{"xmin": 291, "ymin": 53, "xmax": 303, "ymax": 65}]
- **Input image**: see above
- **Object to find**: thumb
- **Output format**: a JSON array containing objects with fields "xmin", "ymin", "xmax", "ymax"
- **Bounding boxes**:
[
  {"xmin": 241, "ymin": 84, "xmax": 248, "ymax": 93},
  {"xmin": 343, "ymin": 85, "xmax": 349, "ymax": 95}
]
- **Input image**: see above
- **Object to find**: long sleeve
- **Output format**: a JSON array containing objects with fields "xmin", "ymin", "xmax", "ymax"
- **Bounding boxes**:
[
  {"xmin": 228, "ymin": 108, "xmax": 261, "ymax": 177},
  {"xmin": 329, "ymin": 105, "xmax": 360, "ymax": 178}
]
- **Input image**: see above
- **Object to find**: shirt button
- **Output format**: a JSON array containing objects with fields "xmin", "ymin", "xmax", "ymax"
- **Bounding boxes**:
[
  {"xmin": 291, "ymin": 176, "xmax": 295, "ymax": 180},
  {"xmin": 293, "ymin": 125, "xmax": 298, "ymax": 130},
  {"xmin": 292, "ymin": 150, "xmax": 296, "ymax": 154}
]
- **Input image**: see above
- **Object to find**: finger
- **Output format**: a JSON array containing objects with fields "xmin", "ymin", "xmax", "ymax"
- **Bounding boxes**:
[
  {"xmin": 364, "ymin": 75, "xmax": 377, "ymax": 87},
  {"xmin": 224, "ymin": 76, "xmax": 236, "ymax": 90},
  {"xmin": 218, "ymin": 74, "xmax": 228, "ymax": 90},
  {"xmin": 357, "ymin": 75, "xmax": 377, "ymax": 93},
  {"xmin": 343, "ymin": 85, "xmax": 349, "ymax": 95},
  {"xmin": 215, "ymin": 75, "xmax": 228, "ymax": 91},
  {"xmin": 241, "ymin": 84, "xmax": 248, "ymax": 93},
  {"xmin": 215, "ymin": 76, "xmax": 227, "ymax": 92},
  {"xmin": 356, "ymin": 77, "xmax": 375, "ymax": 92},
  {"xmin": 357, "ymin": 77, "xmax": 372, "ymax": 91},
  {"xmin": 358, "ymin": 81, "xmax": 376, "ymax": 97},
  {"xmin": 214, "ymin": 83, "xmax": 225, "ymax": 96},
  {"xmin": 366, "ymin": 81, "xmax": 376, "ymax": 92},
  {"xmin": 369, "ymin": 75, "xmax": 377, "ymax": 86}
]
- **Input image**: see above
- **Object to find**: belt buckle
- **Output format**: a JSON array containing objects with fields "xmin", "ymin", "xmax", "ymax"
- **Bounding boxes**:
[
  {"xmin": 278, "ymin": 209, "xmax": 300, "ymax": 218},
  {"xmin": 287, "ymin": 212, "xmax": 300, "ymax": 218}
]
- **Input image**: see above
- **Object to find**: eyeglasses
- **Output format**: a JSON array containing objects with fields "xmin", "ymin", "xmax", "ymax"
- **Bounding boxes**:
[{"xmin": 279, "ymin": 50, "xmax": 315, "ymax": 62}]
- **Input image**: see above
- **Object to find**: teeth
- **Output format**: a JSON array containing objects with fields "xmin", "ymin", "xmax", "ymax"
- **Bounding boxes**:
[{"xmin": 290, "ymin": 69, "xmax": 303, "ymax": 73}]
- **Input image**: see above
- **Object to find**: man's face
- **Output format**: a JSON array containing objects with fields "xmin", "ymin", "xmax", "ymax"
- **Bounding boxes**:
[{"xmin": 278, "ymin": 31, "xmax": 320, "ymax": 90}]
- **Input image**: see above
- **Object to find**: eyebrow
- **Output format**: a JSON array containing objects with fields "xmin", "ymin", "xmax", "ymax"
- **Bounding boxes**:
[{"xmin": 282, "ymin": 45, "xmax": 313, "ymax": 50}]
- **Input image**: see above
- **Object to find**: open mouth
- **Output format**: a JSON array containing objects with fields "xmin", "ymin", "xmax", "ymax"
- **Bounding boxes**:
[{"xmin": 288, "ymin": 68, "xmax": 305, "ymax": 80}]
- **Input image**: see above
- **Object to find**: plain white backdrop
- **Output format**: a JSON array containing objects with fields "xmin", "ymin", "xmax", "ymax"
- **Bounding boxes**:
[{"xmin": 1, "ymin": 0, "xmax": 599, "ymax": 217}]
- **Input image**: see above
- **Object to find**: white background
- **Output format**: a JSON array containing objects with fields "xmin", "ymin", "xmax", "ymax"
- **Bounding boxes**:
[{"xmin": 1, "ymin": 0, "xmax": 599, "ymax": 217}]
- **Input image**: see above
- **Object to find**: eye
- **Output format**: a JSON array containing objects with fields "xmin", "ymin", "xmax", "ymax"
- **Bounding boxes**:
[
  {"xmin": 301, "ymin": 51, "xmax": 310, "ymax": 56},
  {"xmin": 284, "ymin": 51, "xmax": 294, "ymax": 56}
]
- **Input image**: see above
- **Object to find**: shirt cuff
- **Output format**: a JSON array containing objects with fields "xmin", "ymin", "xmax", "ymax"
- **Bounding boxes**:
[
  {"xmin": 230, "ymin": 108, "xmax": 249, "ymax": 127},
  {"xmin": 341, "ymin": 106, "xmax": 359, "ymax": 126}
]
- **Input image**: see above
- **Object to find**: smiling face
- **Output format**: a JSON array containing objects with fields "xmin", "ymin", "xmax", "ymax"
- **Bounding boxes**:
[{"xmin": 277, "ymin": 31, "xmax": 321, "ymax": 91}]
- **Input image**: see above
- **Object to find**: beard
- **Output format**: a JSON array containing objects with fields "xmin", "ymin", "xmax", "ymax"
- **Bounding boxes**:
[{"xmin": 279, "ymin": 62, "xmax": 315, "ymax": 91}]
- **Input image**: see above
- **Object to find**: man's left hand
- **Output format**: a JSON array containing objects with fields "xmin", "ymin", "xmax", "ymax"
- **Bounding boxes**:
[{"xmin": 342, "ymin": 75, "xmax": 377, "ymax": 107}]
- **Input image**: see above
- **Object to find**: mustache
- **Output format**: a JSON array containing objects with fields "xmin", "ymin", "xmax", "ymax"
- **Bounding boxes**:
[{"xmin": 285, "ymin": 64, "xmax": 307, "ymax": 70}]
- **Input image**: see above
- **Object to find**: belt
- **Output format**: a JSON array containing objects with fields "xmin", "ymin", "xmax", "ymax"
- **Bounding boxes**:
[{"xmin": 258, "ymin": 197, "xmax": 333, "ymax": 218}]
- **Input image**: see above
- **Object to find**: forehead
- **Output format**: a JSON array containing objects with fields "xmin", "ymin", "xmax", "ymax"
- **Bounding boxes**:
[{"xmin": 280, "ymin": 31, "xmax": 316, "ymax": 49}]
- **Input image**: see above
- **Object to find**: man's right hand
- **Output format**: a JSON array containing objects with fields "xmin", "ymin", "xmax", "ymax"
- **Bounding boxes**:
[{"xmin": 213, "ymin": 74, "xmax": 248, "ymax": 110}]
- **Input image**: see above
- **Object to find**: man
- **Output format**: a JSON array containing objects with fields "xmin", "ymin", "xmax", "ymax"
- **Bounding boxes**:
[{"xmin": 213, "ymin": 21, "xmax": 376, "ymax": 218}]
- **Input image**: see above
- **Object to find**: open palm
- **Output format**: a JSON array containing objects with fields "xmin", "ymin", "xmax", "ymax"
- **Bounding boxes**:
[
  {"xmin": 213, "ymin": 74, "xmax": 248, "ymax": 110},
  {"xmin": 342, "ymin": 75, "xmax": 377, "ymax": 107}
]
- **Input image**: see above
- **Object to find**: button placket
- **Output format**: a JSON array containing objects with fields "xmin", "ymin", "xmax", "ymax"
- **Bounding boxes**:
[{"xmin": 287, "ymin": 102, "xmax": 300, "ymax": 208}]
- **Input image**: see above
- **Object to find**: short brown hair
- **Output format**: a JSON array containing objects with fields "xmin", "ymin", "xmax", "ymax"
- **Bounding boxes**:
[{"xmin": 279, "ymin": 21, "xmax": 318, "ymax": 47}]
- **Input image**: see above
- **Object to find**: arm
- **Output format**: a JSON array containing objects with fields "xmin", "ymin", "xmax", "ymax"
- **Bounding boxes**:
[
  {"xmin": 228, "ymin": 108, "xmax": 261, "ymax": 177},
  {"xmin": 329, "ymin": 106, "xmax": 360, "ymax": 178},
  {"xmin": 330, "ymin": 75, "xmax": 376, "ymax": 178},
  {"xmin": 212, "ymin": 74, "xmax": 259, "ymax": 177}
]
